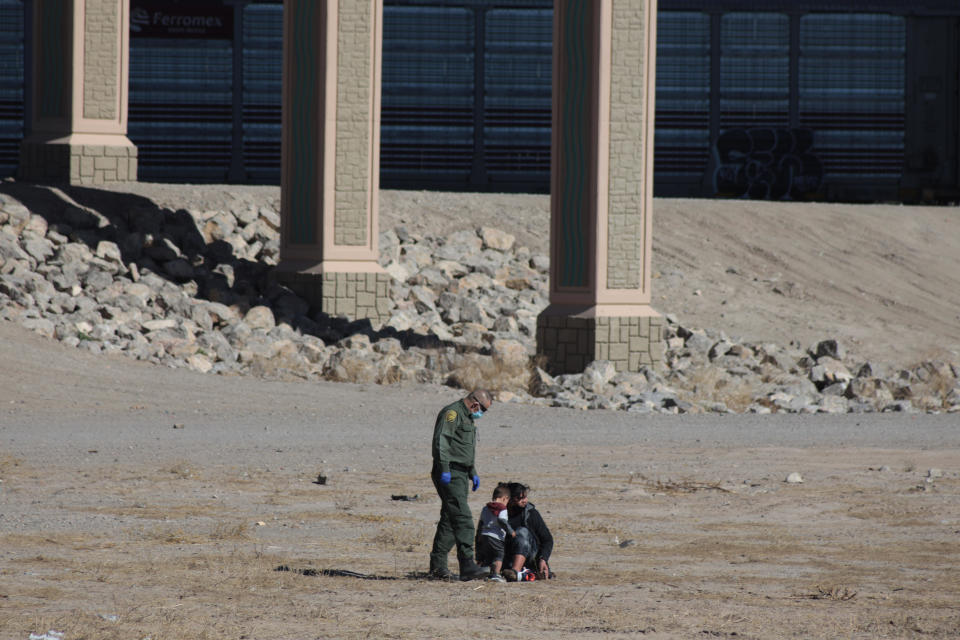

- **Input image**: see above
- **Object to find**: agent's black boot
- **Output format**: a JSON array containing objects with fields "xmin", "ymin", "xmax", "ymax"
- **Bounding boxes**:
[{"xmin": 458, "ymin": 558, "xmax": 488, "ymax": 581}]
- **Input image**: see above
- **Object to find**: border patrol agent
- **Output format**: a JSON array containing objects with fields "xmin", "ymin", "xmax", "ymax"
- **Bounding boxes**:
[{"xmin": 428, "ymin": 389, "xmax": 493, "ymax": 581}]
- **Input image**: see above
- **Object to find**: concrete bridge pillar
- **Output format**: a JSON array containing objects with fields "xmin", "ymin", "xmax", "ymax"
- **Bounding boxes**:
[
  {"xmin": 537, "ymin": 0, "xmax": 664, "ymax": 373},
  {"xmin": 275, "ymin": 0, "xmax": 390, "ymax": 326},
  {"xmin": 19, "ymin": 0, "xmax": 137, "ymax": 185}
]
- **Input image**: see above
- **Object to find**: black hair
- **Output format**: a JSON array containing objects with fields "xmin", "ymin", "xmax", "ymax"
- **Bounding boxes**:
[
  {"xmin": 492, "ymin": 482, "xmax": 510, "ymax": 500},
  {"xmin": 508, "ymin": 482, "xmax": 529, "ymax": 501}
]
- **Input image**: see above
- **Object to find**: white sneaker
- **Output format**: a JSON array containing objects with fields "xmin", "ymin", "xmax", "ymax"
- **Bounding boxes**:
[{"xmin": 487, "ymin": 574, "xmax": 506, "ymax": 582}]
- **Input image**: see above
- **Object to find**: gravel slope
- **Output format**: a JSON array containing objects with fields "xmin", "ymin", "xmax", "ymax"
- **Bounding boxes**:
[{"xmin": 82, "ymin": 183, "xmax": 960, "ymax": 369}]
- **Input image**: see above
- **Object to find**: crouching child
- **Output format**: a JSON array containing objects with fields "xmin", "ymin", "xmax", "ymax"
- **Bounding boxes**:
[{"xmin": 475, "ymin": 483, "xmax": 516, "ymax": 582}]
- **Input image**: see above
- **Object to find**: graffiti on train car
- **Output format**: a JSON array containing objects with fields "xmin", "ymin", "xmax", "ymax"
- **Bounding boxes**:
[{"xmin": 713, "ymin": 127, "xmax": 823, "ymax": 200}]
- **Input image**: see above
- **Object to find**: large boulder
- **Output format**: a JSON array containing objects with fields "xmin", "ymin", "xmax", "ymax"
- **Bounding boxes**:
[{"xmin": 479, "ymin": 226, "xmax": 516, "ymax": 252}]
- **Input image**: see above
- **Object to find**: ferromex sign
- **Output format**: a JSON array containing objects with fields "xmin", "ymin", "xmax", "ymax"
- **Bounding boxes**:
[{"xmin": 130, "ymin": 1, "xmax": 233, "ymax": 39}]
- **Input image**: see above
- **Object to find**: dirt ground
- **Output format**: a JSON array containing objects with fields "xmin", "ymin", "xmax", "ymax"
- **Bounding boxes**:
[
  {"xmin": 1, "ymin": 319, "xmax": 959, "ymax": 640},
  {"xmin": 1, "ymin": 189, "xmax": 960, "ymax": 639}
]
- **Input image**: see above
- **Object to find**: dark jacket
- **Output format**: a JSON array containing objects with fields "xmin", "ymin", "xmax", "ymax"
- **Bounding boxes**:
[{"xmin": 508, "ymin": 502, "xmax": 554, "ymax": 562}]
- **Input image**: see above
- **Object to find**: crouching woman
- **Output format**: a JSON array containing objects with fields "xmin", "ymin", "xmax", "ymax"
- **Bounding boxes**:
[{"xmin": 501, "ymin": 482, "xmax": 553, "ymax": 581}]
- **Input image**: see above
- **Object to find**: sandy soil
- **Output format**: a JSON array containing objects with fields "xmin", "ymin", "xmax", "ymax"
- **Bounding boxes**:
[{"xmin": 1, "ymin": 188, "xmax": 960, "ymax": 639}]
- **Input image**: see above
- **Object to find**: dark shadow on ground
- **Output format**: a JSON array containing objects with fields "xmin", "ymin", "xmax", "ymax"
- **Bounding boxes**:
[
  {"xmin": 274, "ymin": 565, "xmax": 553, "ymax": 583},
  {"xmin": 275, "ymin": 565, "xmax": 418, "ymax": 581}
]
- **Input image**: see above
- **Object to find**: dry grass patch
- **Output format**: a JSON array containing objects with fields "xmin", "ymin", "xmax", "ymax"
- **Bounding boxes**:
[
  {"xmin": 211, "ymin": 521, "xmax": 250, "ymax": 540},
  {"xmin": 6, "ymin": 584, "xmax": 68, "ymax": 604},
  {"xmin": 81, "ymin": 461, "xmax": 207, "ymax": 485},
  {"xmin": 333, "ymin": 488, "xmax": 363, "ymax": 511},
  {"xmin": 680, "ymin": 366, "xmax": 756, "ymax": 412},
  {"xmin": 80, "ymin": 503, "xmax": 230, "ymax": 521},
  {"xmin": 0, "ymin": 451, "xmax": 24, "ymax": 477},
  {"xmin": 2, "ymin": 532, "xmax": 114, "ymax": 552},
  {"xmin": 208, "ymin": 467, "xmax": 283, "ymax": 487},
  {"xmin": 845, "ymin": 505, "xmax": 939, "ymax": 526},
  {"xmin": 800, "ymin": 585, "xmax": 859, "ymax": 601},
  {"xmin": 124, "ymin": 520, "xmax": 250, "ymax": 545},
  {"xmin": 130, "ymin": 526, "xmax": 210, "ymax": 545},
  {"xmin": 377, "ymin": 361, "xmax": 411, "ymax": 385},
  {"xmin": 566, "ymin": 515, "xmax": 639, "ymax": 536},
  {"xmin": 627, "ymin": 472, "xmax": 730, "ymax": 495},
  {"xmin": 362, "ymin": 521, "xmax": 431, "ymax": 551},
  {"xmin": 0, "ymin": 548, "xmax": 346, "ymax": 640},
  {"xmin": 428, "ymin": 588, "xmax": 642, "ymax": 634},
  {"xmin": 323, "ymin": 511, "xmax": 391, "ymax": 524},
  {"xmin": 162, "ymin": 461, "xmax": 201, "ymax": 480},
  {"xmin": 447, "ymin": 352, "xmax": 530, "ymax": 392}
]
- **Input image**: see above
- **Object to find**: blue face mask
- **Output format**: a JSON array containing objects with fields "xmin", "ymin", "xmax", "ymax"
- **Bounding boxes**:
[{"xmin": 471, "ymin": 409, "xmax": 484, "ymax": 419}]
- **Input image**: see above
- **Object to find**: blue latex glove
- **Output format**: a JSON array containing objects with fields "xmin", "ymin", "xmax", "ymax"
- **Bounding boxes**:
[
  {"xmin": 439, "ymin": 471, "xmax": 452, "ymax": 485},
  {"xmin": 472, "ymin": 475, "xmax": 480, "ymax": 492}
]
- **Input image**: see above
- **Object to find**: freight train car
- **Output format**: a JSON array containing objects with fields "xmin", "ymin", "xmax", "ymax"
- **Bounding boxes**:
[{"xmin": 0, "ymin": 0, "xmax": 957, "ymax": 202}]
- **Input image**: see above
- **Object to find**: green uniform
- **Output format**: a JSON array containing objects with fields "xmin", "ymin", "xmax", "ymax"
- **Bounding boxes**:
[{"xmin": 429, "ymin": 399, "xmax": 478, "ymax": 573}]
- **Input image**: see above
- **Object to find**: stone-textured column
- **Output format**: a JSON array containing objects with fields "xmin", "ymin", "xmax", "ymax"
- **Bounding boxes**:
[
  {"xmin": 274, "ymin": 0, "xmax": 390, "ymax": 326},
  {"xmin": 19, "ymin": 0, "xmax": 137, "ymax": 184},
  {"xmin": 537, "ymin": 0, "xmax": 664, "ymax": 373}
]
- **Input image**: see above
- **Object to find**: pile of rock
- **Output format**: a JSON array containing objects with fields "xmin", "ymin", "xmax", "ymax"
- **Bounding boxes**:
[{"xmin": 1, "ymin": 187, "xmax": 958, "ymax": 414}]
